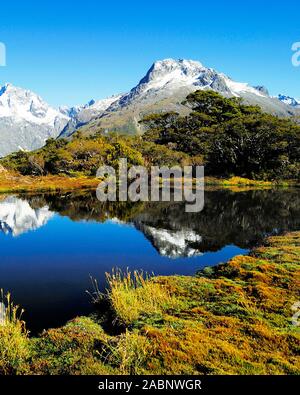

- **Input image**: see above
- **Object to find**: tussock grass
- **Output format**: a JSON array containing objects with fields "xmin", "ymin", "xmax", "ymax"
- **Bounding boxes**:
[
  {"xmin": 1, "ymin": 233, "xmax": 299, "ymax": 375},
  {"xmin": 107, "ymin": 330, "xmax": 153, "ymax": 374},
  {"xmin": 0, "ymin": 291, "xmax": 29, "ymax": 374},
  {"xmin": 1, "ymin": 168, "xmax": 297, "ymax": 195},
  {"xmin": 0, "ymin": 171, "xmax": 99, "ymax": 193},
  {"xmin": 105, "ymin": 269, "xmax": 181, "ymax": 325}
]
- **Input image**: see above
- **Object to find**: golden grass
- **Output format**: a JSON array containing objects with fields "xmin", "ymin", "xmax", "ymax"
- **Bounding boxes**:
[
  {"xmin": 0, "ymin": 291, "xmax": 29, "ymax": 375},
  {"xmin": 1, "ymin": 232, "xmax": 300, "ymax": 375},
  {"xmin": 0, "ymin": 171, "xmax": 99, "ymax": 193},
  {"xmin": 1, "ymin": 168, "xmax": 298, "ymax": 194},
  {"xmin": 105, "ymin": 269, "xmax": 181, "ymax": 325},
  {"xmin": 100, "ymin": 233, "xmax": 300, "ymax": 374},
  {"xmin": 204, "ymin": 176, "xmax": 297, "ymax": 189}
]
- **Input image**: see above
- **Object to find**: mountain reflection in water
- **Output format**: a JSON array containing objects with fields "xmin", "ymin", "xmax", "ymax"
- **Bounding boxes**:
[
  {"xmin": 0, "ymin": 188, "xmax": 299, "ymax": 333},
  {"xmin": 1, "ymin": 188, "xmax": 300, "ymax": 254}
]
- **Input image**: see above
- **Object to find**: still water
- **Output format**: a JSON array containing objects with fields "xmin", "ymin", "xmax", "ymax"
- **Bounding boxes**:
[{"xmin": 0, "ymin": 188, "xmax": 299, "ymax": 334}]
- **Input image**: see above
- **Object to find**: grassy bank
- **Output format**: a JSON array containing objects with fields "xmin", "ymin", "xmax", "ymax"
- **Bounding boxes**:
[
  {"xmin": 0, "ymin": 169, "xmax": 298, "ymax": 194},
  {"xmin": 0, "ymin": 231, "xmax": 299, "ymax": 375},
  {"xmin": 0, "ymin": 170, "xmax": 99, "ymax": 193}
]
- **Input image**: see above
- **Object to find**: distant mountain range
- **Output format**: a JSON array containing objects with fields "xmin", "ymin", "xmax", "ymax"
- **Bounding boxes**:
[
  {"xmin": 0, "ymin": 84, "xmax": 69, "ymax": 157},
  {"xmin": 0, "ymin": 58, "xmax": 299, "ymax": 157}
]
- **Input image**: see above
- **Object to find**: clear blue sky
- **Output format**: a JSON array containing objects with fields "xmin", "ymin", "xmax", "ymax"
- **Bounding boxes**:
[{"xmin": 0, "ymin": 0, "xmax": 299, "ymax": 107}]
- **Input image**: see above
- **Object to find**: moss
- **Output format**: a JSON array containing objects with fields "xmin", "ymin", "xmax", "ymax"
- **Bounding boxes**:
[
  {"xmin": 29, "ymin": 317, "xmax": 115, "ymax": 375},
  {"xmin": 0, "ymin": 232, "xmax": 299, "ymax": 375},
  {"xmin": 96, "ymin": 231, "xmax": 300, "ymax": 375}
]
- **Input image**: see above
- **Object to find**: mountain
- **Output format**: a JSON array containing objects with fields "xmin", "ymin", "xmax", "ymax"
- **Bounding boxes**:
[
  {"xmin": 69, "ymin": 59, "xmax": 299, "ymax": 137},
  {"xmin": 135, "ymin": 223, "xmax": 203, "ymax": 258},
  {"xmin": 0, "ymin": 83, "xmax": 69, "ymax": 157},
  {"xmin": 59, "ymin": 94, "xmax": 122, "ymax": 137},
  {"xmin": 0, "ymin": 196, "xmax": 54, "ymax": 236},
  {"xmin": 59, "ymin": 100, "xmax": 96, "ymax": 118},
  {"xmin": 278, "ymin": 94, "xmax": 300, "ymax": 108},
  {"xmin": 1, "ymin": 59, "xmax": 299, "ymax": 156}
]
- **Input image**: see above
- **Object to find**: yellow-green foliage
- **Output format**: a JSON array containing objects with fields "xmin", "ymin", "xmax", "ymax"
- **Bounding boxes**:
[
  {"xmin": 221, "ymin": 177, "xmax": 273, "ymax": 186},
  {"xmin": 1, "ymin": 233, "xmax": 299, "ymax": 375},
  {"xmin": 106, "ymin": 330, "xmax": 153, "ymax": 375},
  {"xmin": 0, "ymin": 171, "xmax": 100, "ymax": 193},
  {"xmin": 0, "ymin": 292, "xmax": 30, "ymax": 375},
  {"xmin": 106, "ymin": 269, "xmax": 182, "ymax": 325},
  {"xmin": 0, "ymin": 134, "xmax": 144, "ymax": 178},
  {"xmin": 102, "ymin": 233, "xmax": 300, "ymax": 374},
  {"xmin": 30, "ymin": 317, "xmax": 115, "ymax": 375}
]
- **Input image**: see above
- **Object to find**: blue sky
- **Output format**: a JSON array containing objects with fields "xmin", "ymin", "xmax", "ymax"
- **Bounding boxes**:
[{"xmin": 0, "ymin": 0, "xmax": 299, "ymax": 107}]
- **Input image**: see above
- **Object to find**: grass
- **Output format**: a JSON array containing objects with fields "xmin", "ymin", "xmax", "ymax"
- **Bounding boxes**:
[
  {"xmin": 1, "ymin": 167, "xmax": 298, "ymax": 194},
  {"xmin": 204, "ymin": 176, "xmax": 298, "ymax": 188},
  {"xmin": 0, "ymin": 232, "xmax": 299, "ymax": 375},
  {"xmin": 0, "ymin": 291, "xmax": 29, "ymax": 374},
  {"xmin": 104, "ymin": 269, "xmax": 182, "ymax": 326},
  {"xmin": 0, "ymin": 170, "xmax": 99, "ymax": 193}
]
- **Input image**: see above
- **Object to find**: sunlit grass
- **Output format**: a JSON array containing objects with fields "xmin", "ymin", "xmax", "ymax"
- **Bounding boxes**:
[
  {"xmin": 104, "ymin": 269, "xmax": 181, "ymax": 325},
  {"xmin": 0, "ymin": 232, "xmax": 299, "ymax": 375},
  {"xmin": 0, "ymin": 170, "xmax": 99, "ymax": 193},
  {"xmin": 0, "ymin": 290, "xmax": 29, "ymax": 374}
]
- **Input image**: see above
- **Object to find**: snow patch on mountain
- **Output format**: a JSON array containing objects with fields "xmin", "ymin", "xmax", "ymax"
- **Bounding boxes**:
[
  {"xmin": 1, "ymin": 59, "xmax": 299, "ymax": 152},
  {"xmin": 109, "ymin": 59, "xmax": 266, "ymax": 112},
  {"xmin": 59, "ymin": 100, "xmax": 96, "ymax": 118},
  {"xmin": 278, "ymin": 94, "xmax": 300, "ymax": 108},
  {"xmin": 0, "ymin": 83, "xmax": 69, "ymax": 126}
]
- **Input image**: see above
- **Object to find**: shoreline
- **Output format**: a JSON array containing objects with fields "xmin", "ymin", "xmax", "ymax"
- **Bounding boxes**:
[
  {"xmin": 0, "ymin": 171, "xmax": 299, "ymax": 194},
  {"xmin": 1, "ymin": 230, "xmax": 299, "ymax": 375}
]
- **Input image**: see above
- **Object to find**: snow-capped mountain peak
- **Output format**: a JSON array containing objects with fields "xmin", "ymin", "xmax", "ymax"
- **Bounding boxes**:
[
  {"xmin": 138, "ymin": 58, "xmax": 267, "ymax": 98},
  {"xmin": 278, "ymin": 94, "xmax": 300, "ymax": 108},
  {"xmin": 0, "ymin": 83, "xmax": 70, "ymax": 157},
  {"xmin": 59, "ymin": 99, "xmax": 96, "ymax": 118},
  {"xmin": 0, "ymin": 83, "xmax": 69, "ymax": 126},
  {"xmin": 0, "ymin": 59, "xmax": 299, "ymax": 154},
  {"xmin": 80, "ymin": 58, "xmax": 299, "ymax": 136},
  {"xmin": 109, "ymin": 58, "xmax": 268, "ymax": 113},
  {"xmin": 142, "ymin": 58, "xmax": 205, "ymax": 85}
]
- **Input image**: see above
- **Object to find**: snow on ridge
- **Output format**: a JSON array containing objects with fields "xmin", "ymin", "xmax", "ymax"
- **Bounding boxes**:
[
  {"xmin": 278, "ymin": 94, "xmax": 300, "ymax": 107},
  {"xmin": 0, "ymin": 83, "xmax": 69, "ymax": 126}
]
